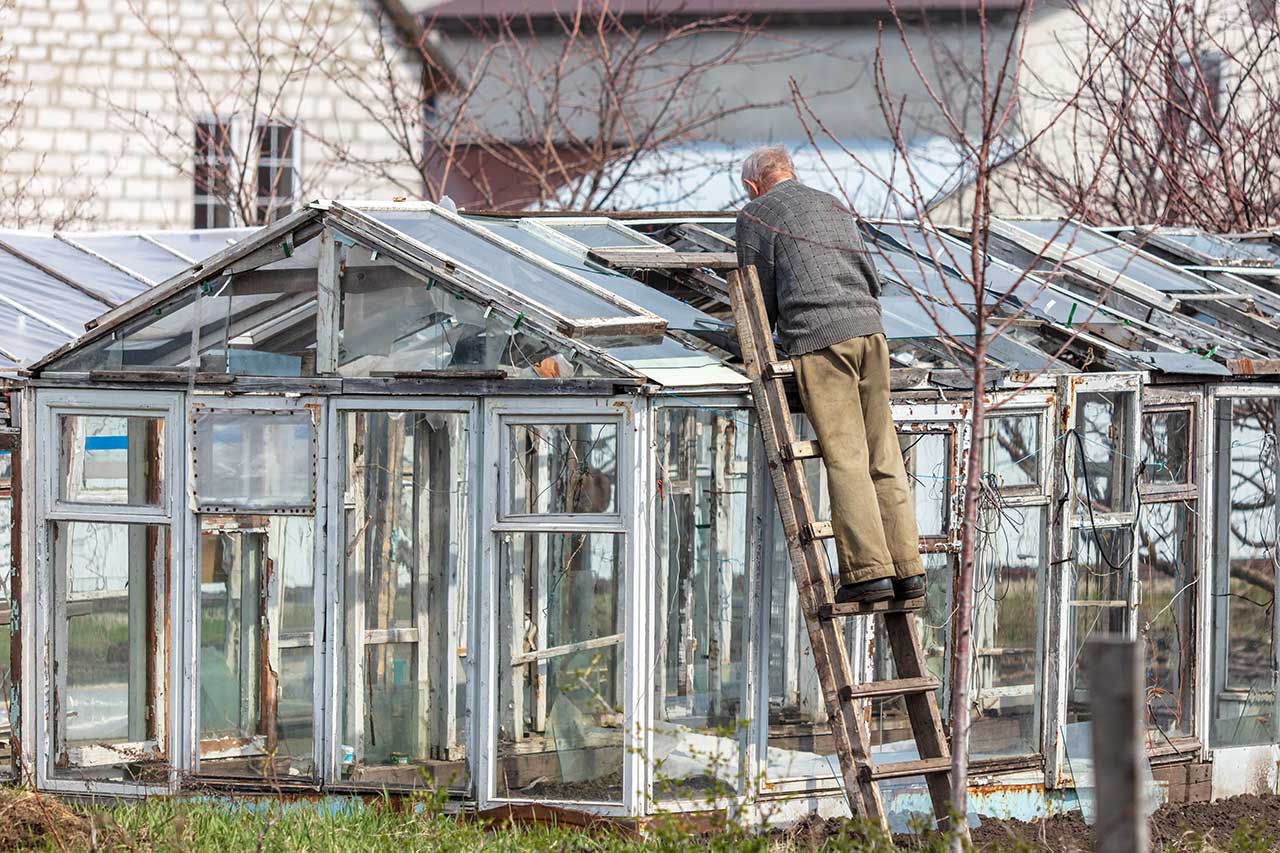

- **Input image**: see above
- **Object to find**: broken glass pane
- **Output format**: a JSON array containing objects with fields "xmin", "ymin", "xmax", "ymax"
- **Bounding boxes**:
[
  {"xmin": 339, "ymin": 410, "xmax": 471, "ymax": 790},
  {"xmin": 1074, "ymin": 391, "xmax": 1134, "ymax": 513},
  {"xmin": 52, "ymin": 521, "xmax": 168, "ymax": 782},
  {"xmin": 985, "ymin": 413, "xmax": 1041, "ymax": 490},
  {"xmin": 197, "ymin": 515, "xmax": 315, "ymax": 780},
  {"xmin": 900, "ymin": 432, "xmax": 950, "ymax": 538},
  {"xmin": 1141, "ymin": 409, "xmax": 1191, "ymax": 486},
  {"xmin": 652, "ymin": 408, "xmax": 751, "ymax": 800},
  {"xmin": 496, "ymin": 532, "xmax": 624, "ymax": 802},
  {"xmin": 191, "ymin": 409, "xmax": 315, "ymax": 511},
  {"xmin": 508, "ymin": 422, "xmax": 618, "ymax": 515},
  {"xmin": 1138, "ymin": 502, "xmax": 1194, "ymax": 739},
  {"xmin": 59, "ymin": 415, "xmax": 164, "ymax": 507},
  {"xmin": 1066, "ymin": 527, "xmax": 1133, "ymax": 723}
]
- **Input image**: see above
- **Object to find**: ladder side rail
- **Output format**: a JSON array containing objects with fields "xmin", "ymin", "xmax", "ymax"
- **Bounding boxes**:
[
  {"xmin": 883, "ymin": 610, "xmax": 955, "ymax": 829},
  {"xmin": 727, "ymin": 266, "xmax": 886, "ymax": 824}
]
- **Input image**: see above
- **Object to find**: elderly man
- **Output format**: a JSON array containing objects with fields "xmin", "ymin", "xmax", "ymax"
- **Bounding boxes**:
[{"xmin": 736, "ymin": 146, "xmax": 924, "ymax": 604}]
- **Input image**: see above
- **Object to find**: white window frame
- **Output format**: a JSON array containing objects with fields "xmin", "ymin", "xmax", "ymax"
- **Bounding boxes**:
[
  {"xmin": 31, "ymin": 388, "xmax": 183, "ymax": 797},
  {"xmin": 478, "ymin": 396, "xmax": 644, "ymax": 816},
  {"xmin": 179, "ymin": 394, "xmax": 327, "ymax": 786},
  {"xmin": 322, "ymin": 397, "xmax": 481, "ymax": 793},
  {"xmin": 254, "ymin": 118, "xmax": 301, "ymax": 225}
]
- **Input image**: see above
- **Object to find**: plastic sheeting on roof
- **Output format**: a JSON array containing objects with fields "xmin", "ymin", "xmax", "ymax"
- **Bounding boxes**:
[{"xmin": 0, "ymin": 233, "xmax": 147, "ymax": 305}]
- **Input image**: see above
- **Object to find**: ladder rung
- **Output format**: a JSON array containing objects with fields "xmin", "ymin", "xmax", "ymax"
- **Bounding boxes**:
[
  {"xmin": 861, "ymin": 756, "xmax": 952, "ymax": 782},
  {"xmin": 783, "ymin": 439, "xmax": 822, "ymax": 461},
  {"xmin": 818, "ymin": 596, "xmax": 925, "ymax": 619},
  {"xmin": 838, "ymin": 677, "xmax": 940, "ymax": 702},
  {"xmin": 802, "ymin": 520, "xmax": 833, "ymax": 542},
  {"xmin": 764, "ymin": 360, "xmax": 794, "ymax": 379}
]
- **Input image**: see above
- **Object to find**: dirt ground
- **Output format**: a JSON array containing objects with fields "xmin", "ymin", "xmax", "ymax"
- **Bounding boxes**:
[
  {"xmin": 784, "ymin": 794, "xmax": 1280, "ymax": 851},
  {"xmin": 964, "ymin": 794, "xmax": 1280, "ymax": 851}
]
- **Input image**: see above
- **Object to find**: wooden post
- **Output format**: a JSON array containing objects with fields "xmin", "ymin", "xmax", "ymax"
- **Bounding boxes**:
[{"xmin": 1088, "ymin": 638, "xmax": 1148, "ymax": 853}]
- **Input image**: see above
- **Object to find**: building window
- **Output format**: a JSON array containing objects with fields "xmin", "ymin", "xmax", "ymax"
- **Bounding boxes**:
[
  {"xmin": 1166, "ymin": 50, "xmax": 1224, "ymax": 142},
  {"xmin": 194, "ymin": 118, "xmax": 235, "ymax": 230},
  {"xmin": 255, "ymin": 121, "xmax": 297, "ymax": 225}
]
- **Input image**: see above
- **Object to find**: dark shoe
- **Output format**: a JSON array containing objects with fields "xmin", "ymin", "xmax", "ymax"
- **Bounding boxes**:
[
  {"xmin": 834, "ymin": 578, "xmax": 895, "ymax": 604},
  {"xmin": 893, "ymin": 574, "xmax": 927, "ymax": 600}
]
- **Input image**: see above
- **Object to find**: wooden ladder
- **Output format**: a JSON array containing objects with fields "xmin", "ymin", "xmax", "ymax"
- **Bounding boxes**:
[{"xmin": 727, "ymin": 266, "xmax": 954, "ymax": 831}]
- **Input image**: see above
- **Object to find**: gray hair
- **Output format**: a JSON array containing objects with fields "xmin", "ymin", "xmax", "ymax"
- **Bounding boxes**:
[{"xmin": 741, "ymin": 145, "xmax": 795, "ymax": 185}]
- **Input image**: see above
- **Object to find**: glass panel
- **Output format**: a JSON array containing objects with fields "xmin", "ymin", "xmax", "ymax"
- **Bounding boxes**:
[
  {"xmin": 548, "ymin": 222, "xmax": 654, "ymax": 248},
  {"xmin": 964, "ymin": 505, "xmax": 1046, "ymax": 757},
  {"xmin": 475, "ymin": 219, "xmax": 709, "ymax": 332},
  {"xmin": 58, "ymin": 415, "xmax": 164, "ymax": 507},
  {"xmin": 1212, "ymin": 398, "xmax": 1278, "ymax": 746},
  {"xmin": 197, "ymin": 515, "xmax": 315, "ymax": 779},
  {"xmin": 985, "ymin": 413, "xmax": 1042, "ymax": 490},
  {"xmin": 337, "ymin": 249, "xmax": 602, "ymax": 379},
  {"xmin": 0, "ymin": 298, "xmax": 69, "ymax": 365},
  {"xmin": 52, "ymin": 521, "xmax": 168, "ymax": 782},
  {"xmin": 370, "ymin": 211, "xmax": 632, "ymax": 320},
  {"xmin": 1066, "ymin": 527, "xmax": 1133, "ymax": 723},
  {"xmin": 339, "ymin": 410, "xmax": 471, "ymax": 789},
  {"xmin": 652, "ymin": 408, "xmax": 751, "ymax": 799},
  {"xmin": 1142, "ymin": 409, "xmax": 1191, "ymax": 486},
  {"xmin": 0, "ymin": 246, "xmax": 112, "ymax": 325},
  {"xmin": 195, "ymin": 271, "xmax": 319, "ymax": 377},
  {"xmin": 507, "ymin": 422, "xmax": 618, "ymax": 515},
  {"xmin": 496, "ymin": 532, "xmax": 623, "ymax": 801},
  {"xmin": 73, "ymin": 234, "xmax": 190, "ymax": 283},
  {"xmin": 0, "ymin": 233, "xmax": 145, "ymax": 305},
  {"xmin": 147, "ymin": 229, "xmax": 258, "ymax": 259},
  {"xmin": 1138, "ymin": 502, "xmax": 1194, "ymax": 738},
  {"xmin": 45, "ymin": 290, "xmax": 200, "ymax": 373},
  {"xmin": 191, "ymin": 409, "xmax": 315, "ymax": 511},
  {"xmin": 1074, "ymin": 391, "xmax": 1134, "ymax": 513},
  {"xmin": 1015, "ymin": 220, "xmax": 1210, "ymax": 293},
  {"xmin": 900, "ymin": 431, "xmax": 950, "ymax": 538}
]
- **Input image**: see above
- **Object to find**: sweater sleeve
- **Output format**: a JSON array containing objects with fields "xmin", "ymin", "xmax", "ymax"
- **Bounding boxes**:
[{"xmin": 736, "ymin": 208, "xmax": 778, "ymax": 328}]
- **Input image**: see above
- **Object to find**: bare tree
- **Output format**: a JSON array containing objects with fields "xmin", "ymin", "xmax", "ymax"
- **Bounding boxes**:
[
  {"xmin": 0, "ymin": 0, "xmax": 98, "ymax": 228},
  {"xmin": 789, "ymin": 0, "xmax": 1143, "ymax": 835},
  {"xmin": 1014, "ymin": 0, "xmax": 1280, "ymax": 230},
  {"xmin": 315, "ymin": 3, "xmax": 811, "ymax": 210},
  {"xmin": 105, "ymin": 0, "xmax": 349, "ymax": 227}
]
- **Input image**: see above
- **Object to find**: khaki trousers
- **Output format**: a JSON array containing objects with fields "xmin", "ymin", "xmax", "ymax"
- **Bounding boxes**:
[{"xmin": 793, "ymin": 333, "xmax": 925, "ymax": 586}]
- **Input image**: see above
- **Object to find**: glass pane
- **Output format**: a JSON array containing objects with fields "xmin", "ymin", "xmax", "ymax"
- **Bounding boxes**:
[
  {"xmin": 73, "ymin": 234, "xmax": 190, "ymax": 283},
  {"xmin": 0, "ymin": 233, "xmax": 147, "ymax": 305},
  {"xmin": 1142, "ymin": 409, "xmax": 1191, "ymax": 486},
  {"xmin": 1074, "ymin": 391, "xmax": 1134, "ymax": 513},
  {"xmin": 985, "ymin": 413, "xmax": 1041, "ymax": 490},
  {"xmin": 45, "ymin": 290, "xmax": 200, "ymax": 373},
  {"xmin": 59, "ymin": 415, "xmax": 164, "ymax": 506},
  {"xmin": 192, "ymin": 409, "xmax": 315, "ymax": 511},
  {"xmin": 339, "ymin": 410, "xmax": 471, "ymax": 789},
  {"xmin": 370, "ymin": 210, "xmax": 632, "ymax": 320},
  {"xmin": 197, "ymin": 515, "xmax": 315, "ymax": 779},
  {"xmin": 496, "ymin": 532, "xmax": 623, "ymax": 801},
  {"xmin": 652, "ymin": 408, "xmax": 751, "ymax": 799},
  {"xmin": 337, "ymin": 249, "xmax": 602, "ymax": 379},
  {"xmin": 548, "ymin": 221, "xmax": 654, "ymax": 248},
  {"xmin": 1066, "ymin": 527, "xmax": 1133, "ymax": 723},
  {"xmin": 900, "ymin": 432, "xmax": 949, "ymax": 538},
  {"xmin": 1212, "ymin": 398, "xmax": 1278, "ymax": 746},
  {"xmin": 507, "ymin": 422, "xmax": 618, "ymax": 515},
  {"xmin": 1015, "ymin": 220, "xmax": 1210, "ymax": 293},
  {"xmin": 957, "ymin": 506, "xmax": 1045, "ymax": 758},
  {"xmin": 52, "ymin": 521, "xmax": 168, "ymax": 782},
  {"xmin": 1138, "ymin": 502, "xmax": 1194, "ymax": 738}
]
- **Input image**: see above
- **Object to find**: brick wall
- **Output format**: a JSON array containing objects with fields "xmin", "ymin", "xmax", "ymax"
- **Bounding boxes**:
[{"xmin": 2, "ymin": 0, "xmax": 426, "ymax": 229}]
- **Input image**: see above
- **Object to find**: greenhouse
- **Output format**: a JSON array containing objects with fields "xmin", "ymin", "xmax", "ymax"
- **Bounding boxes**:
[{"xmin": 3, "ymin": 201, "xmax": 1280, "ymax": 823}]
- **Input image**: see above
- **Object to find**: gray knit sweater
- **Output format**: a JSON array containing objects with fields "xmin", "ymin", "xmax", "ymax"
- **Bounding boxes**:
[{"xmin": 735, "ymin": 179, "xmax": 884, "ymax": 354}]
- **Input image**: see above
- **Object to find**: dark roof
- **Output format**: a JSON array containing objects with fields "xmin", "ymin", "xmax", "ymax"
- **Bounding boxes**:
[{"xmin": 423, "ymin": 0, "xmax": 1018, "ymax": 24}]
